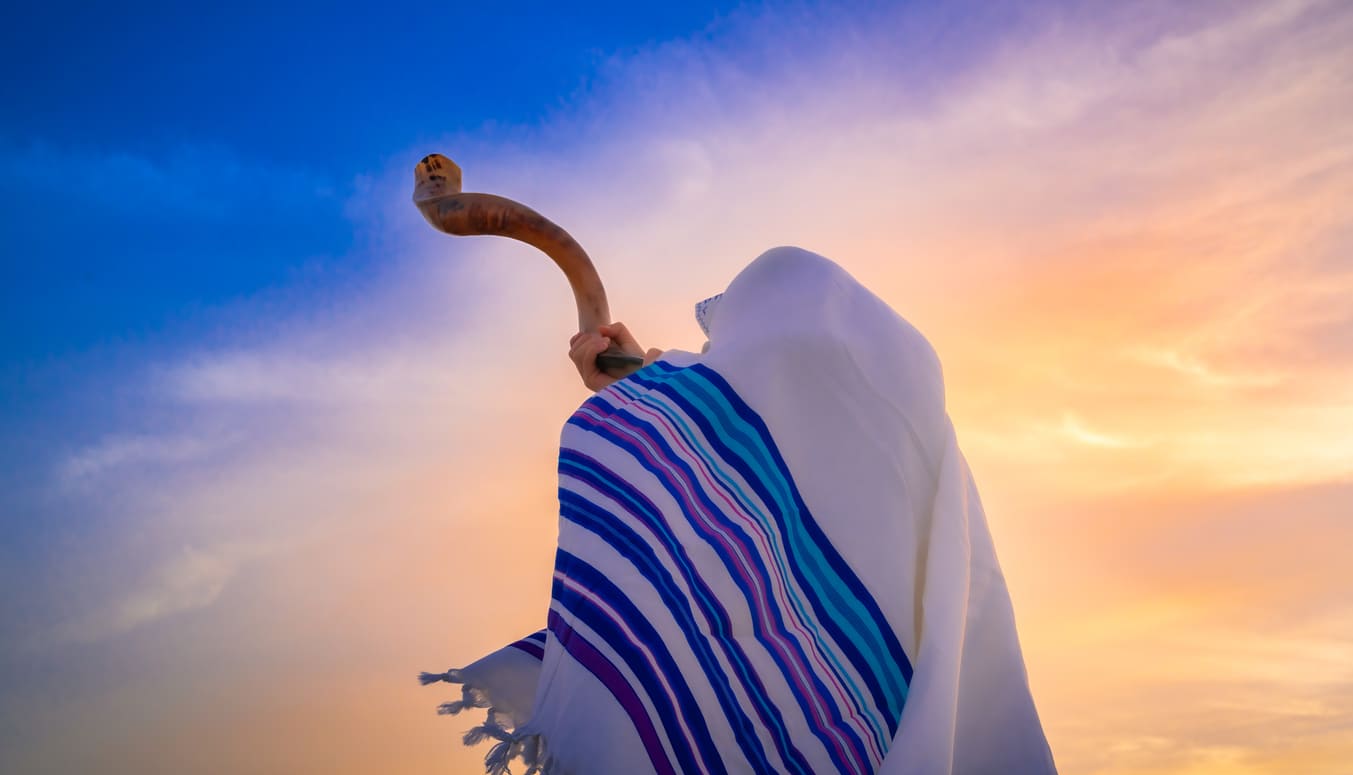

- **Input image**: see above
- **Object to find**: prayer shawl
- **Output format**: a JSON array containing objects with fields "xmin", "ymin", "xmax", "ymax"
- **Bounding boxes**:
[{"xmin": 423, "ymin": 247, "xmax": 1056, "ymax": 774}]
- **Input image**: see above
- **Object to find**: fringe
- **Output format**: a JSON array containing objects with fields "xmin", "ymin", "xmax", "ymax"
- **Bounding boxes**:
[
  {"xmin": 418, "ymin": 669, "xmax": 461, "ymax": 686},
  {"xmin": 420, "ymin": 667, "xmax": 558, "ymax": 775}
]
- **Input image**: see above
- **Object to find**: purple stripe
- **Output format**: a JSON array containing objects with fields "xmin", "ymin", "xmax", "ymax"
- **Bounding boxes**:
[
  {"xmin": 548, "ymin": 609, "xmax": 677, "ymax": 775},
  {"xmin": 625, "ymin": 396, "xmax": 873, "ymax": 733},
  {"xmin": 558, "ymin": 449, "xmax": 803, "ymax": 772},
  {"xmin": 614, "ymin": 389, "xmax": 882, "ymax": 765},
  {"xmin": 571, "ymin": 404, "xmax": 862, "ymax": 769},
  {"xmin": 508, "ymin": 639, "xmax": 545, "ymax": 660}
]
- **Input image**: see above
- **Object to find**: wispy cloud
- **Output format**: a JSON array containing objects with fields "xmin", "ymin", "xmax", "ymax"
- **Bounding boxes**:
[
  {"xmin": 1130, "ymin": 348, "xmax": 1283, "ymax": 390},
  {"xmin": 1057, "ymin": 413, "xmax": 1146, "ymax": 449},
  {"xmin": 59, "ymin": 433, "xmax": 231, "ymax": 485},
  {"xmin": 46, "ymin": 542, "xmax": 269, "ymax": 646},
  {"xmin": 162, "ymin": 348, "xmax": 460, "ymax": 406}
]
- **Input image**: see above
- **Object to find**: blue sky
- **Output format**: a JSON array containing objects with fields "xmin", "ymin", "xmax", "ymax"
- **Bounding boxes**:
[
  {"xmin": 0, "ymin": 0, "xmax": 770, "ymax": 543},
  {"xmin": 0, "ymin": 0, "xmax": 1000, "ymax": 509},
  {"xmin": 0, "ymin": 1, "xmax": 754, "ymax": 357}
]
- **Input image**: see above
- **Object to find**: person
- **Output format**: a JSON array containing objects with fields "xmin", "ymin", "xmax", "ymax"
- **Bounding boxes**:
[{"xmin": 424, "ymin": 246, "xmax": 1056, "ymax": 775}]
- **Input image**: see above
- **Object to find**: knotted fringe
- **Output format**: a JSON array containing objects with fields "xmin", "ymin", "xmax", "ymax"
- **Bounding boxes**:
[
  {"xmin": 418, "ymin": 668, "xmax": 461, "ymax": 686},
  {"xmin": 420, "ymin": 667, "xmax": 558, "ymax": 775}
]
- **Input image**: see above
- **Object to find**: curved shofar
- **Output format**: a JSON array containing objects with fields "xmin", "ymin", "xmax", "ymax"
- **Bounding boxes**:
[{"xmin": 412, "ymin": 153, "xmax": 641, "ymax": 375}]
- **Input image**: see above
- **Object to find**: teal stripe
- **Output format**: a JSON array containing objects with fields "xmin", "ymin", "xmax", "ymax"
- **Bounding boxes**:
[
  {"xmin": 618, "ymin": 368, "xmax": 905, "ymax": 750},
  {"xmin": 674, "ymin": 367, "xmax": 910, "ymax": 721},
  {"xmin": 611, "ymin": 376, "xmax": 890, "ymax": 751}
]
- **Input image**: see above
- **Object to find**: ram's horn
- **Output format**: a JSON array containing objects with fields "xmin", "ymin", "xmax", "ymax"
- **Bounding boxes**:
[{"xmin": 412, "ymin": 153, "xmax": 640, "ymax": 373}]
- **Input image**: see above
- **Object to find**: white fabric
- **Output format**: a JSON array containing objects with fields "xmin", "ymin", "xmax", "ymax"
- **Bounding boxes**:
[{"xmin": 428, "ymin": 246, "xmax": 1056, "ymax": 774}]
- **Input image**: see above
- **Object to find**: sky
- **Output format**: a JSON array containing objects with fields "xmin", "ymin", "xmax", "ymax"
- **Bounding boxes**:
[{"xmin": 1, "ymin": 1, "xmax": 1351, "ymax": 773}]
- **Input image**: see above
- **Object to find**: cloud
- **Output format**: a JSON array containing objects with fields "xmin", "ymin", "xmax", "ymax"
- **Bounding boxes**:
[
  {"xmin": 47, "ymin": 542, "xmax": 269, "ymax": 646},
  {"xmin": 0, "ymin": 137, "xmax": 359, "ymax": 368},
  {"xmin": 1057, "ymin": 413, "xmax": 1148, "ymax": 449},
  {"xmin": 59, "ymin": 433, "xmax": 229, "ymax": 485},
  {"xmin": 1041, "ymin": 608, "xmax": 1353, "ymax": 775},
  {"xmin": 1129, "ymin": 348, "xmax": 1283, "ymax": 390},
  {"xmin": 165, "ymin": 349, "xmax": 443, "ymax": 406}
]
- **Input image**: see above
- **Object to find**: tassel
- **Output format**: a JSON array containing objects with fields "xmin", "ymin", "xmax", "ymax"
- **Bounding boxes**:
[
  {"xmin": 437, "ymin": 684, "xmax": 491, "ymax": 715},
  {"xmin": 424, "ymin": 664, "xmax": 555, "ymax": 773},
  {"xmin": 463, "ymin": 719, "xmax": 511, "ymax": 746},
  {"xmin": 484, "ymin": 739, "xmax": 515, "ymax": 775},
  {"xmin": 418, "ymin": 668, "xmax": 462, "ymax": 685},
  {"xmin": 463, "ymin": 726, "xmax": 491, "ymax": 746}
]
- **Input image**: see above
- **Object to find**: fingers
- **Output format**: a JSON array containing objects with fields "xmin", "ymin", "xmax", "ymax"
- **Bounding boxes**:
[
  {"xmin": 569, "ymin": 323, "xmax": 649, "ymax": 392},
  {"xmin": 598, "ymin": 322, "xmax": 641, "ymax": 355},
  {"xmin": 569, "ymin": 333, "xmax": 610, "ymax": 362},
  {"xmin": 568, "ymin": 331, "xmax": 618, "ymax": 392}
]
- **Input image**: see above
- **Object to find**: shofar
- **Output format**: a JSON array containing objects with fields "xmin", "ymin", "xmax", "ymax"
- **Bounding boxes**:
[{"xmin": 412, "ymin": 153, "xmax": 642, "ymax": 375}]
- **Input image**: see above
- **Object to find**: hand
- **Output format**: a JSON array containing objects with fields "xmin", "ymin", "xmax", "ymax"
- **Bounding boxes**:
[{"xmin": 568, "ymin": 322, "xmax": 663, "ymax": 392}]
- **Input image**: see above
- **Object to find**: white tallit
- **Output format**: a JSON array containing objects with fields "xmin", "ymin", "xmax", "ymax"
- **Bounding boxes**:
[{"xmin": 423, "ymin": 246, "xmax": 1056, "ymax": 774}]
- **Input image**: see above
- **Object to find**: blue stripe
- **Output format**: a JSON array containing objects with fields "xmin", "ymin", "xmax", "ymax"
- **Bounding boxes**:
[
  {"xmin": 560, "ymin": 452, "xmax": 803, "ymax": 773},
  {"xmin": 633, "ymin": 362, "xmax": 912, "ymax": 738},
  {"xmin": 552, "ymin": 551, "xmax": 724, "ymax": 775},
  {"xmin": 569, "ymin": 396, "xmax": 869, "ymax": 770},
  {"xmin": 631, "ymin": 373, "xmax": 900, "ymax": 744},
  {"xmin": 613, "ymin": 372, "xmax": 894, "ymax": 754}
]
